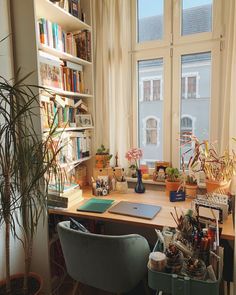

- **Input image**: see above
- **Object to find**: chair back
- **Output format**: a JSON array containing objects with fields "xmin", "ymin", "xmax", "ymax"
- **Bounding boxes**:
[{"xmin": 57, "ymin": 221, "xmax": 150, "ymax": 293}]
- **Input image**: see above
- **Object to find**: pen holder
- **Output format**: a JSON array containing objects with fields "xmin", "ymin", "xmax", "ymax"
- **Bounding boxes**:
[{"xmin": 116, "ymin": 181, "xmax": 128, "ymax": 193}]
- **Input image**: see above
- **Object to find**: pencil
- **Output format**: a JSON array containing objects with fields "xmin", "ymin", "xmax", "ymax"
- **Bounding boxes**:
[
  {"xmin": 174, "ymin": 206, "xmax": 179, "ymax": 221},
  {"xmin": 170, "ymin": 212, "xmax": 179, "ymax": 227}
]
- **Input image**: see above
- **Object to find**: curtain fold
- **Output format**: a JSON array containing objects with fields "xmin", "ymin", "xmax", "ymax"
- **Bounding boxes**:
[
  {"xmin": 220, "ymin": 0, "xmax": 236, "ymax": 152},
  {"xmin": 92, "ymin": 0, "xmax": 132, "ymax": 166}
]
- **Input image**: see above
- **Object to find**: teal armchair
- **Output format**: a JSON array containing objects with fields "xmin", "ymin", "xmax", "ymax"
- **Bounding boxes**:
[{"xmin": 57, "ymin": 221, "xmax": 150, "ymax": 294}]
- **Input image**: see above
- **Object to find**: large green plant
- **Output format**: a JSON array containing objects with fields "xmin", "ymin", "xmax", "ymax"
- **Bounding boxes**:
[{"xmin": 0, "ymin": 74, "xmax": 60, "ymax": 294}]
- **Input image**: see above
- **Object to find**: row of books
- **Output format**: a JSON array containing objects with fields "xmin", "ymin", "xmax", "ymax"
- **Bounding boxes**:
[
  {"xmin": 39, "ymin": 51, "xmax": 86, "ymax": 93},
  {"xmin": 55, "ymin": 131, "xmax": 92, "ymax": 164},
  {"xmin": 38, "ymin": 17, "xmax": 91, "ymax": 62},
  {"xmin": 62, "ymin": 61, "xmax": 85, "ymax": 92},
  {"xmin": 41, "ymin": 95, "xmax": 89, "ymax": 129},
  {"xmin": 49, "ymin": 0, "xmax": 85, "ymax": 22}
]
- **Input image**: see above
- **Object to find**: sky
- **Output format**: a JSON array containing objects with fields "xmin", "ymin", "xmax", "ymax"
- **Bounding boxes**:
[{"xmin": 138, "ymin": 0, "xmax": 212, "ymax": 18}]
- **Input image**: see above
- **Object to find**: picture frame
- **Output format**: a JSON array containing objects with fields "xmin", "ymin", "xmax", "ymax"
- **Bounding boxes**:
[{"xmin": 76, "ymin": 114, "xmax": 93, "ymax": 127}]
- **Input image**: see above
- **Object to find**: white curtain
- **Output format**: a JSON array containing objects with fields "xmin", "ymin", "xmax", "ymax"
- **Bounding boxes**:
[
  {"xmin": 220, "ymin": 0, "xmax": 236, "ymax": 151},
  {"xmin": 92, "ymin": 0, "xmax": 132, "ymax": 167}
]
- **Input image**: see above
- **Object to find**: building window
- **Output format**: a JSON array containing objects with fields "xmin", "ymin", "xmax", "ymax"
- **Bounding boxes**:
[
  {"xmin": 181, "ymin": 74, "xmax": 199, "ymax": 99},
  {"xmin": 180, "ymin": 116, "xmax": 193, "ymax": 145},
  {"xmin": 143, "ymin": 80, "xmax": 151, "ymax": 101},
  {"xmin": 142, "ymin": 78, "xmax": 162, "ymax": 101},
  {"xmin": 153, "ymin": 79, "xmax": 161, "ymax": 100},
  {"xmin": 146, "ymin": 118, "xmax": 158, "ymax": 145}
]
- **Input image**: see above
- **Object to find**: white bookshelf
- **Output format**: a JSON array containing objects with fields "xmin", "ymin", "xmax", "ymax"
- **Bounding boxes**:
[
  {"xmin": 35, "ymin": 0, "xmax": 91, "ymax": 31},
  {"xmin": 38, "ymin": 43, "xmax": 92, "ymax": 66},
  {"xmin": 59, "ymin": 156, "xmax": 92, "ymax": 169},
  {"xmin": 40, "ymin": 86, "xmax": 93, "ymax": 98},
  {"xmin": 9, "ymin": 0, "xmax": 95, "ymax": 292}
]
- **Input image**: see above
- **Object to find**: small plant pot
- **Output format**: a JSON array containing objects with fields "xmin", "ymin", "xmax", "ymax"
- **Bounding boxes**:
[
  {"xmin": 116, "ymin": 181, "xmax": 128, "ymax": 193},
  {"xmin": 205, "ymin": 179, "xmax": 231, "ymax": 194},
  {"xmin": 95, "ymin": 154, "xmax": 110, "ymax": 168},
  {"xmin": 185, "ymin": 184, "xmax": 198, "ymax": 198},
  {"xmin": 165, "ymin": 180, "xmax": 181, "ymax": 197}
]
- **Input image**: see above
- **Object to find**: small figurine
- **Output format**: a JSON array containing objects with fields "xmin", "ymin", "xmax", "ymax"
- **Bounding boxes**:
[{"xmin": 115, "ymin": 152, "xmax": 119, "ymax": 167}]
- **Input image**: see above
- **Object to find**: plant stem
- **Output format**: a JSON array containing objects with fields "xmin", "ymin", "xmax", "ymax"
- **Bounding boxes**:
[{"xmin": 4, "ymin": 173, "xmax": 11, "ymax": 295}]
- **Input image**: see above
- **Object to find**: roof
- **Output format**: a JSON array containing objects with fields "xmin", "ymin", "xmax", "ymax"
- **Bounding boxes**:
[{"xmin": 138, "ymin": 4, "xmax": 212, "ymax": 42}]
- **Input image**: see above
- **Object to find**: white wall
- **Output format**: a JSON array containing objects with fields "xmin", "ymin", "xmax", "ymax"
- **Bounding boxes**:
[{"xmin": 0, "ymin": 0, "xmax": 25, "ymax": 279}]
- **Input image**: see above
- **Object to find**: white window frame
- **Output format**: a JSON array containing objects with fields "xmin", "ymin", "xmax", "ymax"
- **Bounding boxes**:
[
  {"xmin": 131, "ymin": 0, "xmax": 222, "ymax": 168},
  {"xmin": 181, "ymin": 72, "xmax": 200, "ymax": 99},
  {"xmin": 142, "ymin": 116, "xmax": 160, "ymax": 146},
  {"xmin": 140, "ymin": 75, "xmax": 163, "ymax": 101}
]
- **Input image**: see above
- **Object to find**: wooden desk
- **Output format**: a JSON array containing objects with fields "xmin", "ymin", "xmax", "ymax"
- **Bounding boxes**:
[{"xmin": 49, "ymin": 188, "xmax": 235, "ymax": 240}]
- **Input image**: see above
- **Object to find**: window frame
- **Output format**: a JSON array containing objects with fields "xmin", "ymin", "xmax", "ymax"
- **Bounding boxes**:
[
  {"xmin": 131, "ymin": 0, "xmax": 222, "ymax": 168},
  {"xmin": 143, "ymin": 116, "xmax": 160, "ymax": 146},
  {"xmin": 140, "ymin": 75, "xmax": 163, "ymax": 102},
  {"xmin": 181, "ymin": 72, "xmax": 200, "ymax": 99},
  {"xmin": 132, "ymin": 49, "xmax": 172, "ymax": 161}
]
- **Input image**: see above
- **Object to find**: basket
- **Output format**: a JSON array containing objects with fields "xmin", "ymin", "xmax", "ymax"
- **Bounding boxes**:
[{"xmin": 148, "ymin": 240, "xmax": 222, "ymax": 295}]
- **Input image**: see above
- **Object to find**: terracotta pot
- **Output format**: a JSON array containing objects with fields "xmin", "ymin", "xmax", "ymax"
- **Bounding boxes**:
[
  {"xmin": 165, "ymin": 180, "xmax": 181, "ymax": 196},
  {"xmin": 95, "ymin": 154, "xmax": 110, "ymax": 168},
  {"xmin": 0, "ymin": 272, "xmax": 43, "ymax": 295},
  {"xmin": 205, "ymin": 179, "xmax": 231, "ymax": 194},
  {"xmin": 185, "ymin": 184, "xmax": 198, "ymax": 198}
]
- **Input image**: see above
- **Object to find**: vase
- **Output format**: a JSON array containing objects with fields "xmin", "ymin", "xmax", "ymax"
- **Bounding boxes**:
[{"xmin": 135, "ymin": 169, "xmax": 145, "ymax": 193}]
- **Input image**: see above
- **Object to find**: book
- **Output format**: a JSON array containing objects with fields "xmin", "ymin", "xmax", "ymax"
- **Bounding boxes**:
[
  {"xmin": 48, "ymin": 182, "xmax": 79, "ymax": 194},
  {"xmin": 77, "ymin": 198, "xmax": 114, "ymax": 213},
  {"xmin": 48, "ymin": 188, "xmax": 83, "ymax": 208}
]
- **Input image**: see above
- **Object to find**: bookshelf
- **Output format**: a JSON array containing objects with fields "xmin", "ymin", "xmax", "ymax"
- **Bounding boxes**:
[
  {"xmin": 10, "ymin": 0, "xmax": 95, "ymax": 292},
  {"xmin": 36, "ymin": 0, "xmax": 95, "ymax": 188}
]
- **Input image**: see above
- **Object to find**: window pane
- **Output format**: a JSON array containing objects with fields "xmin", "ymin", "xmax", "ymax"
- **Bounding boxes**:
[
  {"xmin": 143, "ymin": 80, "xmax": 151, "ymax": 101},
  {"xmin": 137, "ymin": 0, "xmax": 164, "ymax": 43},
  {"xmin": 138, "ymin": 58, "xmax": 164, "ymax": 167},
  {"xmin": 153, "ymin": 80, "xmax": 161, "ymax": 100},
  {"xmin": 180, "ymin": 52, "xmax": 211, "ymax": 165},
  {"xmin": 182, "ymin": 0, "xmax": 212, "ymax": 36}
]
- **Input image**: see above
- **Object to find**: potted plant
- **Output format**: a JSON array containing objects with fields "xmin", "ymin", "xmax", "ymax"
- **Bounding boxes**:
[
  {"xmin": 95, "ymin": 144, "xmax": 112, "ymax": 168},
  {"xmin": 165, "ymin": 167, "xmax": 181, "ymax": 197},
  {"xmin": 182, "ymin": 137, "xmax": 236, "ymax": 194},
  {"xmin": 184, "ymin": 175, "xmax": 198, "ymax": 198},
  {"xmin": 0, "ymin": 74, "xmax": 60, "ymax": 294}
]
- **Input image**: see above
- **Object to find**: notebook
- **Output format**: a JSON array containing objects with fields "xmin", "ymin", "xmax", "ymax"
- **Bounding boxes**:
[
  {"xmin": 108, "ymin": 201, "xmax": 161, "ymax": 220},
  {"xmin": 77, "ymin": 198, "xmax": 114, "ymax": 213}
]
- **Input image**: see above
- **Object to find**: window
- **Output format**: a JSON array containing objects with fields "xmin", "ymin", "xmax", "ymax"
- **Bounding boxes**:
[
  {"xmin": 133, "ymin": 0, "xmax": 221, "ymax": 168},
  {"xmin": 181, "ymin": 74, "xmax": 199, "ymax": 99},
  {"xmin": 182, "ymin": 0, "xmax": 213, "ymax": 36},
  {"xmin": 143, "ymin": 80, "xmax": 151, "ymax": 101},
  {"xmin": 137, "ymin": 0, "xmax": 164, "ymax": 43},
  {"xmin": 153, "ymin": 79, "xmax": 161, "ymax": 100},
  {"xmin": 141, "ymin": 78, "xmax": 162, "ymax": 101},
  {"xmin": 146, "ymin": 118, "xmax": 158, "ymax": 145},
  {"xmin": 138, "ymin": 59, "xmax": 164, "ymax": 165},
  {"xmin": 180, "ymin": 116, "xmax": 193, "ymax": 144}
]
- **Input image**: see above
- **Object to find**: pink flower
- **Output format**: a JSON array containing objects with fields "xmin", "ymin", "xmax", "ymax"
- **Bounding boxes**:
[{"xmin": 125, "ymin": 148, "xmax": 143, "ymax": 168}]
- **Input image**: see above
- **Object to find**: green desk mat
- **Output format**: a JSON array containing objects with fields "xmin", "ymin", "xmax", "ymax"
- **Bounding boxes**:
[{"xmin": 77, "ymin": 198, "xmax": 115, "ymax": 213}]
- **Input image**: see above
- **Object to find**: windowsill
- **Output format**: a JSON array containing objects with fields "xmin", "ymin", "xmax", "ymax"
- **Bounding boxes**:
[{"xmin": 126, "ymin": 177, "xmax": 165, "ymax": 186}]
